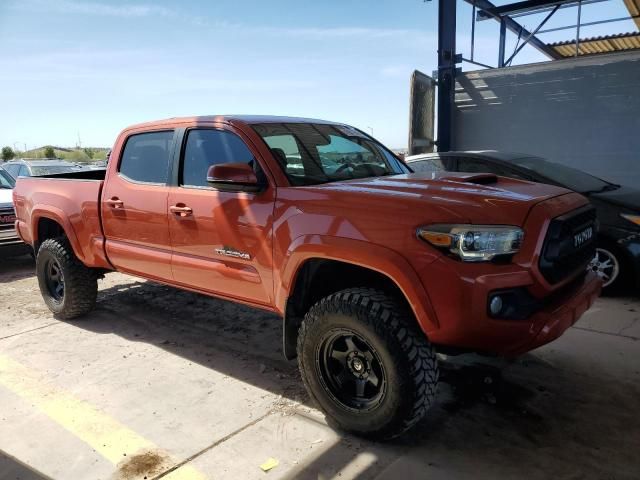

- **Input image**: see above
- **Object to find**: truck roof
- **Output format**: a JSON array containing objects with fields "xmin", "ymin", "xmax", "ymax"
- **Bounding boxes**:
[{"xmin": 124, "ymin": 115, "xmax": 340, "ymax": 131}]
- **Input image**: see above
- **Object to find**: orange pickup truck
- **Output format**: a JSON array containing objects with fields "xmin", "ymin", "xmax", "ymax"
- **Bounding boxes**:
[{"xmin": 13, "ymin": 115, "xmax": 601, "ymax": 438}]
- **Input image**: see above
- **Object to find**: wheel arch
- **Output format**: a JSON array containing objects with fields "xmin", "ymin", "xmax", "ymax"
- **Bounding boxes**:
[
  {"xmin": 278, "ymin": 235, "xmax": 439, "ymax": 360},
  {"xmin": 31, "ymin": 207, "xmax": 83, "ymax": 260}
]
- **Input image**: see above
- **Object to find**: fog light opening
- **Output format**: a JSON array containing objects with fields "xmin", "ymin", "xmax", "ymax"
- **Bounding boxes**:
[{"xmin": 489, "ymin": 295, "xmax": 504, "ymax": 316}]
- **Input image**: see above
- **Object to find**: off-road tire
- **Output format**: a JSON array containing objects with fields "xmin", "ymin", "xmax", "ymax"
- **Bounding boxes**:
[
  {"xmin": 297, "ymin": 287, "xmax": 438, "ymax": 440},
  {"xmin": 36, "ymin": 237, "xmax": 98, "ymax": 319}
]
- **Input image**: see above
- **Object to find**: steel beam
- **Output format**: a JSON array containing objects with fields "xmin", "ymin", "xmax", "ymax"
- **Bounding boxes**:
[
  {"xmin": 477, "ymin": 0, "xmax": 582, "ymax": 19},
  {"xmin": 504, "ymin": 4, "xmax": 560, "ymax": 65},
  {"xmin": 437, "ymin": 0, "xmax": 457, "ymax": 152},
  {"xmin": 498, "ymin": 19, "xmax": 507, "ymax": 67},
  {"xmin": 463, "ymin": 0, "xmax": 563, "ymax": 59}
]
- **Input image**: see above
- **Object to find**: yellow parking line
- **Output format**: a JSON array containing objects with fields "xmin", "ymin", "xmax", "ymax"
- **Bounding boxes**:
[{"xmin": 0, "ymin": 353, "xmax": 206, "ymax": 480}]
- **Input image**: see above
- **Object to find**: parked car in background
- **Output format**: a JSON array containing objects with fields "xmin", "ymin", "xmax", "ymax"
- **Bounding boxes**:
[
  {"xmin": 406, "ymin": 151, "xmax": 640, "ymax": 294},
  {"xmin": 0, "ymin": 166, "xmax": 26, "ymax": 253},
  {"xmin": 2, "ymin": 159, "xmax": 83, "ymax": 178}
]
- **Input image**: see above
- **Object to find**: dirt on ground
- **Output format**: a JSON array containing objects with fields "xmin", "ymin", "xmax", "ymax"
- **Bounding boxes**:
[{"xmin": 1, "ymin": 253, "xmax": 639, "ymax": 480}]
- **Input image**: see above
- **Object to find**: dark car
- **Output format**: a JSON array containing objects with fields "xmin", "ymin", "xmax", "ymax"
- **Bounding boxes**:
[
  {"xmin": 2, "ymin": 159, "xmax": 83, "ymax": 178},
  {"xmin": 406, "ymin": 151, "xmax": 640, "ymax": 294}
]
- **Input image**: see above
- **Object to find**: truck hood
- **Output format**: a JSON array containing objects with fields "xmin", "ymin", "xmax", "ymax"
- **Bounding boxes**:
[{"xmin": 315, "ymin": 172, "xmax": 571, "ymax": 226}]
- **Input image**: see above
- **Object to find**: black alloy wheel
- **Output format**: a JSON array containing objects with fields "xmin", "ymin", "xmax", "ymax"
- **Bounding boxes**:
[{"xmin": 316, "ymin": 329, "xmax": 386, "ymax": 412}]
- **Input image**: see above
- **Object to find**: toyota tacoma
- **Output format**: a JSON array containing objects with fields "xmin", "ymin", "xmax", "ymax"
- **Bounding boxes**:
[{"xmin": 13, "ymin": 115, "xmax": 601, "ymax": 439}]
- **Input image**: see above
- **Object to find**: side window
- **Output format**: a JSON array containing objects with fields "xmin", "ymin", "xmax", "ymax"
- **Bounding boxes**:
[
  {"xmin": 261, "ymin": 134, "xmax": 303, "ymax": 175},
  {"xmin": 119, "ymin": 131, "xmax": 173, "ymax": 184},
  {"xmin": 457, "ymin": 158, "xmax": 494, "ymax": 174},
  {"xmin": 409, "ymin": 157, "xmax": 446, "ymax": 174},
  {"xmin": 181, "ymin": 129, "xmax": 255, "ymax": 187},
  {"xmin": 4, "ymin": 165, "xmax": 18, "ymax": 177},
  {"xmin": 18, "ymin": 165, "xmax": 30, "ymax": 177},
  {"xmin": 458, "ymin": 158, "xmax": 529, "ymax": 180}
]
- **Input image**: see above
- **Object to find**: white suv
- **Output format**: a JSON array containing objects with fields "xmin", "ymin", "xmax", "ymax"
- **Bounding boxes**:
[{"xmin": 0, "ymin": 166, "xmax": 24, "ymax": 251}]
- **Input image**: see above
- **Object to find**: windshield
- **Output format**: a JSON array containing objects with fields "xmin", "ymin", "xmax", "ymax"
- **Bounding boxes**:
[
  {"xmin": 510, "ymin": 157, "xmax": 614, "ymax": 193},
  {"xmin": 252, "ymin": 122, "xmax": 409, "ymax": 186},
  {"xmin": 30, "ymin": 165, "xmax": 80, "ymax": 176},
  {"xmin": 0, "ymin": 168, "xmax": 15, "ymax": 188}
]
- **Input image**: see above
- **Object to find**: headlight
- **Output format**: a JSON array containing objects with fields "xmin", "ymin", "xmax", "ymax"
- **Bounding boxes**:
[
  {"xmin": 417, "ymin": 224, "xmax": 524, "ymax": 262},
  {"xmin": 621, "ymin": 213, "xmax": 640, "ymax": 227}
]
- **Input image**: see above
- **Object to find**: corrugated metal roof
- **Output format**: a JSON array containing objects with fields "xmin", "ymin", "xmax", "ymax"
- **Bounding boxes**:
[
  {"xmin": 549, "ymin": 32, "xmax": 640, "ymax": 57},
  {"xmin": 623, "ymin": 0, "xmax": 640, "ymax": 30}
]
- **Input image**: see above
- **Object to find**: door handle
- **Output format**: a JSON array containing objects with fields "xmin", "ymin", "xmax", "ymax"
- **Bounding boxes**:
[
  {"xmin": 106, "ymin": 197, "xmax": 124, "ymax": 208},
  {"xmin": 170, "ymin": 204, "xmax": 193, "ymax": 217}
]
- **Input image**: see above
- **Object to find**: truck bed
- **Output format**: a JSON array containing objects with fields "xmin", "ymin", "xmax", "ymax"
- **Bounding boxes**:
[
  {"xmin": 37, "ymin": 168, "xmax": 106, "ymax": 181},
  {"xmin": 13, "ymin": 175, "xmax": 112, "ymax": 269}
]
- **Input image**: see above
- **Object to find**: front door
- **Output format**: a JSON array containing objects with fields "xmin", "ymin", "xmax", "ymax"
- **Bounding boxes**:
[
  {"xmin": 101, "ymin": 130, "xmax": 175, "ymax": 282},
  {"xmin": 168, "ymin": 127, "xmax": 275, "ymax": 306}
]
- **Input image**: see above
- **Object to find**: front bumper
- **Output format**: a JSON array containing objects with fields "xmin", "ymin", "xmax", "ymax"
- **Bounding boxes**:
[
  {"xmin": 420, "ymin": 257, "xmax": 601, "ymax": 356},
  {"xmin": 0, "ymin": 208, "xmax": 22, "ymax": 248},
  {"xmin": 417, "ymin": 194, "xmax": 602, "ymax": 357}
]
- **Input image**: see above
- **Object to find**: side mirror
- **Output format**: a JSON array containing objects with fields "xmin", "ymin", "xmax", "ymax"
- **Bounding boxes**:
[{"xmin": 206, "ymin": 163, "xmax": 262, "ymax": 192}]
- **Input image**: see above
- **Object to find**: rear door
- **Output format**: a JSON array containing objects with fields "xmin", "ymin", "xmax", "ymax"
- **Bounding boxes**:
[
  {"xmin": 167, "ymin": 126, "xmax": 275, "ymax": 306},
  {"xmin": 101, "ymin": 130, "xmax": 176, "ymax": 282}
]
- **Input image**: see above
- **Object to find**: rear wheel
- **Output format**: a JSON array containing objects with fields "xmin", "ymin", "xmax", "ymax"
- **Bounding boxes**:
[
  {"xmin": 36, "ymin": 237, "xmax": 98, "ymax": 319},
  {"xmin": 297, "ymin": 288, "xmax": 438, "ymax": 439}
]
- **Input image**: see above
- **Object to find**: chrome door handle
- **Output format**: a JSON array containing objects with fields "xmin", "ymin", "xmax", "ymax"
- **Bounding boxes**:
[
  {"xmin": 170, "ymin": 205, "xmax": 193, "ymax": 217},
  {"xmin": 106, "ymin": 197, "xmax": 124, "ymax": 208}
]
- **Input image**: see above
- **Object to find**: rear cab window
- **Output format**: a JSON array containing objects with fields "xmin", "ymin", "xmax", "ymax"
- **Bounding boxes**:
[{"xmin": 119, "ymin": 131, "xmax": 174, "ymax": 184}]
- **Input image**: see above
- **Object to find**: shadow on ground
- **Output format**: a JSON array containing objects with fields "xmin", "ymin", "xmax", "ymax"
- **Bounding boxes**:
[
  {"xmin": 0, "ymin": 253, "xmax": 34, "ymax": 283},
  {"xmin": 0, "ymin": 450, "xmax": 52, "ymax": 480},
  {"xmin": 57, "ymin": 278, "xmax": 640, "ymax": 480}
]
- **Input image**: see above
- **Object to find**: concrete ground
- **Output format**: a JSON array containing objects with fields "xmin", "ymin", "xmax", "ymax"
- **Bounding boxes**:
[{"xmin": 0, "ymin": 253, "xmax": 638, "ymax": 480}]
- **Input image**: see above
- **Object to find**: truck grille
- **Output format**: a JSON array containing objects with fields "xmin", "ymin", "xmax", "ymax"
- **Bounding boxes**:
[
  {"xmin": 539, "ymin": 205, "xmax": 597, "ymax": 285},
  {"xmin": 0, "ymin": 205, "xmax": 21, "ymax": 246}
]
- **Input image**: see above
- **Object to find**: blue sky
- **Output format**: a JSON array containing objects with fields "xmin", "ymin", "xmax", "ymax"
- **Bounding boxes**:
[{"xmin": 0, "ymin": 0, "xmax": 635, "ymax": 149}]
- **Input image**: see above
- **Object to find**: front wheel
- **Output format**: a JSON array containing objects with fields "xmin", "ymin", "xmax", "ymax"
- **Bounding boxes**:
[
  {"xmin": 297, "ymin": 288, "xmax": 438, "ymax": 440},
  {"xmin": 36, "ymin": 237, "xmax": 98, "ymax": 319},
  {"xmin": 589, "ymin": 245, "xmax": 625, "ymax": 294}
]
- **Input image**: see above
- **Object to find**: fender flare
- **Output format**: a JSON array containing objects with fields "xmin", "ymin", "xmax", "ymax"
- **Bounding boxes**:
[
  {"xmin": 30, "ymin": 206, "xmax": 84, "ymax": 261},
  {"xmin": 277, "ymin": 235, "xmax": 440, "ymax": 359}
]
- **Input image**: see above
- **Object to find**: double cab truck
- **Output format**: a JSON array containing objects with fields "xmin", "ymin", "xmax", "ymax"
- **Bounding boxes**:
[{"xmin": 13, "ymin": 115, "xmax": 601, "ymax": 439}]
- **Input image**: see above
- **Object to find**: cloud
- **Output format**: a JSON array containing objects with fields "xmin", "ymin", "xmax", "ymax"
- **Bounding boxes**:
[
  {"xmin": 256, "ymin": 26, "xmax": 433, "ymax": 42},
  {"xmin": 11, "ymin": 0, "xmax": 173, "ymax": 17},
  {"xmin": 10, "ymin": 1, "xmax": 434, "ymax": 44},
  {"xmin": 53, "ymin": 1, "xmax": 174, "ymax": 17},
  {"xmin": 10, "ymin": 0, "xmax": 208, "ymax": 25}
]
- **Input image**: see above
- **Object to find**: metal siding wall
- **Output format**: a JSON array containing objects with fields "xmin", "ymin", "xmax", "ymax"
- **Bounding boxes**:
[{"xmin": 453, "ymin": 51, "xmax": 640, "ymax": 187}]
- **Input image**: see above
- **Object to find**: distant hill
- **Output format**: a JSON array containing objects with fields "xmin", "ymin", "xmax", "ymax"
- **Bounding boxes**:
[{"xmin": 17, "ymin": 146, "xmax": 109, "ymax": 163}]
